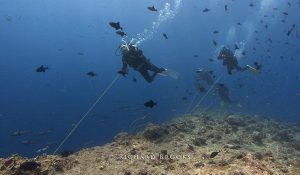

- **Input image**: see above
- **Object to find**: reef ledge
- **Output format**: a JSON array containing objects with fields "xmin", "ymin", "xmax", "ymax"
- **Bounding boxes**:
[{"xmin": 1, "ymin": 111, "xmax": 300, "ymax": 175}]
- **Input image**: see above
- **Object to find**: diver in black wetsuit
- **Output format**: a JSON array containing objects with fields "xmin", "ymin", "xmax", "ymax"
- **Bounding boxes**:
[
  {"xmin": 218, "ymin": 47, "xmax": 248, "ymax": 75},
  {"xmin": 196, "ymin": 69, "xmax": 214, "ymax": 85},
  {"xmin": 118, "ymin": 44, "xmax": 165, "ymax": 83},
  {"xmin": 216, "ymin": 83, "xmax": 241, "ymax": 107},
  {"xmin": 216, "ymin": 83, "xmax": 235, "ymax": 104}
]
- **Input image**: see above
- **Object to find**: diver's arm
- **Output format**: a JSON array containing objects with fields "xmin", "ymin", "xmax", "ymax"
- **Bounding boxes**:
[
  {"xmin": 118, "ymin": 57, "xmax": 128, "ymax": 76},
  {"xmin": 227, "ymin": 66, "xmax": 232, "ymax": 75},
  {"xmin": 121, "ymin": 57, "xmax": 128, "ymax": 71}
]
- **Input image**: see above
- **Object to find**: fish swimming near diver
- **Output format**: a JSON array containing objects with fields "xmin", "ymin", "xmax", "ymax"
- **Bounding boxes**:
[
  {"xmin": 196, "ymin": 69, "xmax": 214, "ymax": 85},
  {"xmin": 116, "ymin": 31, "xmax": 126, "ymax": 37},
  {"xmin": 36, "ymin": 145, "xmax": 49, "ymax": 153},
  {"xmin": 234, "ymin": 43, "xmax": 239, "ymax": 50},
  {"xmin": 39, "ymin": 129, "xmax": 53, "ymax": 135},
  {"xmin": 144, "ymin": 100, "xmax": 156, "ymax": 108},
  {"xmin": 21, "ymin": 140, "xmax": 33, "ymax": 145},
  {"xmin": 133, "ymin": 77, "xmax": 137, "ymax": 83},
  {"xmin": 287, "ymin": 24, "xmax": 296, "ymax": 36},
  {"xmin": 253, "ymin": 62, "xmax": 262, "ymax": 71},
  {"xmin": 87, "ymin": 71, "xmax": 97, "ymax": 77},
  {"xmin": 216, "ymin": 83, "xmax": 240, "ymax": 106},
  {"xmin": 213, "ymin": 30, "xmax": 219, "ymax": 34},
  {"xmin": 148, "ymin": 6, "xmax": 158, "ymax": 12},
  {"xmin": 109, "ymin": 22, "xmax": 123, "ymax": 30},
  {"xmin": 163, "ymin": 33, "xmax": 168, "ymax": 39},
  {"xmin": 196, "ymin": 84, "xmax": 206, "ymax": 93},
  {"xmin": 202, "ymin": 8, "xmax": 210, "ymax": 12},
  {"xmin": 36, "ymin": 65, "xmax": 48, "ymax": 72},
  {"xmin": 265, "ymin": 24, "xmax": 268, "ymax": 29},
  {"xmin": 282, "ymin": 12, "xmax": 289, "ymax": 16},
  {"xmin": 212, "ymin": 40, "xmax": 217, "ymax": 46},
  {"xmin": 11, "ymin": 130, "xmax": 29, "ymax": 136}
]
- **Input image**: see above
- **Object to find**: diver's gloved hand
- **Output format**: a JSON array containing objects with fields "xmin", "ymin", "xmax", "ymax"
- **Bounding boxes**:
[{"xmin": 118, "ymin": 69, "xmax": 128, "ymax": 76}]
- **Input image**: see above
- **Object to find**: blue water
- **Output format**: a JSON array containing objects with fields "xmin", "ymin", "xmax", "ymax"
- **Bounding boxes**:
[{"xmin": 0, "ymin": 0, "xmax": 299, "ymax": 157}]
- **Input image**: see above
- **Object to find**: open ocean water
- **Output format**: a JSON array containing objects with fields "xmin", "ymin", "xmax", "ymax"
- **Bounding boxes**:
[{"xmin": 0, "ymin": 0, "xmax": 299, "ymax": 157}]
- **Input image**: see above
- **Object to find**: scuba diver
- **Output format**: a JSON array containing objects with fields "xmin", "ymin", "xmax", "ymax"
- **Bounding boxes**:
[
  {"xmin": 196, "ymin": 68, "xmax": 214, "ymax": 85},
  {"xmin": 218, "ymin": 46, "xmax": 258, "ymax": 75},
  {"xmin": 216, "ymin": 83, "xmax": 241, "ymax": 107},
  {"xmin": 195, "ymin": 68, "xmax": 214, "ymax": 93},
  {"xmin": 118, "ymin": 41, "xmax": 166, "ymax": 83}
]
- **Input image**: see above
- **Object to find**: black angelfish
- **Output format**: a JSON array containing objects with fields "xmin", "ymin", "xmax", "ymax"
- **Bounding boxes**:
[
  {"xmin": 213, "ymin": 30, "xmax": 219, "ymax": 34},
  {"xmin": 212, "ymin": 40, "xmax": 217, "ymax": 46},
  {"xmin": 148, "ymin": 6, "xmax": 158, "ymax": 12},
  {"xmin": 133, "ymin": 77, "xmax": 137, "ymax": 82},
  {"xmin": 36, "ymin": 65, "xmax": 48, "ymax": 72},
  {"xmin": 144, "ymin": 100, "xmax": 156, "ymax": 108},
  {"xmin": 116, "ymin": 31, "xmax": 126, "ymax": 37},
  {"xmin": 253, "ymin": 62, "xmax": 262, "ymax": 71},
  {"xmin": 234, "ymin": 43, "xmax": 239, "ymax": 50},
  {"xmin": 202, "ymin": 8, "xmax": 210, "ymax": 12},
  {"xmin": 163, "ymin": 33, "xmax": 168, "ymax": 39},
  {"xmin": 109, "ymin": 22, "xmax": 123, "ymax": 30},
  {"xmin": 197, "ymin": 84, "xmax": 206, "ymax": 93},
  {"xmin": 87, "ymin": 71, "xmax": 96, "ymax": 77},
  {"xmin": 287, "ymin": 24, "xmax": 296, "ymax": 36}
]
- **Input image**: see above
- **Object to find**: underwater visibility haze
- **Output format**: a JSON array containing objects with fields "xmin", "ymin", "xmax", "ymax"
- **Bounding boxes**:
[{"xmin": 0, "ymin": 0, "xmax": 300, "ymax": 167}]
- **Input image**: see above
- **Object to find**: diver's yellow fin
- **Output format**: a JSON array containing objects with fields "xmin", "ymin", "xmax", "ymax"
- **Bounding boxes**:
[
  {"xmin": 236, "ymin": 103, "xmax": 243, "ymax": 108},
  {"xmin": 159, "ymin": 68, "xmax": 179, "ymax": 80},
  {"xmin": 246, "ymin": 65, "xmax": 260, "ymax": 74}
]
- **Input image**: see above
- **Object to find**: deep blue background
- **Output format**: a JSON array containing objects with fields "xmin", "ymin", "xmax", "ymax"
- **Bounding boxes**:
[{"xmin": 0, "ymin": 0, "xmax": 299, "ymax": 157}]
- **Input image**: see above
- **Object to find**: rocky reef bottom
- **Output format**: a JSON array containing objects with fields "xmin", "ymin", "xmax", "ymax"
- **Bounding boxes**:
[{"xmin": 1, "ymin": 110, "xmax": 300, "ymax": 175}]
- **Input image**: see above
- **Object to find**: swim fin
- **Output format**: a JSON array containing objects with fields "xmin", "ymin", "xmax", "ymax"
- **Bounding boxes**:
[
  {"xmin": 236, "ymin": 103, "xmax": 243, "ymax": 108},
  {"xmin": 246, "ymin": 65, "xmax": 260, "ymax": 74},
  {"xmin": 159, "ymin": 68, "xmax": 179, "ymax": 80}
]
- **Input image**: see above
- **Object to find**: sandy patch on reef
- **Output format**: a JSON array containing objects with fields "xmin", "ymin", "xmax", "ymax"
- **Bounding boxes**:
[{"xmin": 1, "ymin": 111, "xmax": 300, "ymax": 175}]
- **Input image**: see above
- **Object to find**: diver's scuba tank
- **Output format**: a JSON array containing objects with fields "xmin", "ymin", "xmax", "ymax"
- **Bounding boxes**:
[{"xmin": 115, "ymin": 38, "xmax": 135, "ymax": 56}]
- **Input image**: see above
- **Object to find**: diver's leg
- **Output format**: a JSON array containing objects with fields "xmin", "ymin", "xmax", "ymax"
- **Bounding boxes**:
[
  {"xmin": 139, "ymin": 69, "xmax": 153, "ymax": 83},
  {"xmin": 235, "ymin": 65, "xmax": 246, "ymax": 72},
  {"xmin": 227, "ymin": 67, "xmax": 232, "ymax": 75},
  {"xmin": 147, "ymin": 63, "xmax": 165, "ymax": 73}
]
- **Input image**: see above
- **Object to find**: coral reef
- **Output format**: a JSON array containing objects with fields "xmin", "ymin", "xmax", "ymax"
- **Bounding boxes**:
[{"xmin": 1, "ymin": 111, "xmax": 299, "ymax": 175}]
